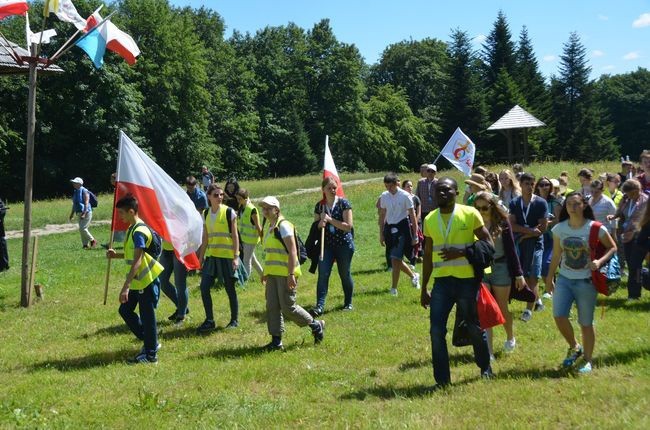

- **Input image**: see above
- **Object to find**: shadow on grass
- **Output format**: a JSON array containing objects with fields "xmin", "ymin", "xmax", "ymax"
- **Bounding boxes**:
[
  {"xmin": 340, "ymin": 378, "xmax": 476, "ymax": 401},
  {"xmin": 248, "ymin": 309, "xmax": 268, "ymax": 324},
  {"xmin": 82, "ymin": 324, "xmax": 131, "ymax": 338},
  {"xmin": 398, "ymin": 352, "xmax": 474, "ymax": 372},
  {"xmin": 352, "ymin": 268, "xmax": 389, "ymax": 276},
  {"xmin": 159, "ymin": 324, "xmax": 224, "ymax": 340},
  {"xmin": 601, "ymin": 297, "xmax": 650, "ymax": 312},
  {"xmin": 195, "ymin": 342, "xmax": 301, "ymax": 360},
  {"xmin": 28, "ymin": 348, "xmax": 136, "ymax": 372}
]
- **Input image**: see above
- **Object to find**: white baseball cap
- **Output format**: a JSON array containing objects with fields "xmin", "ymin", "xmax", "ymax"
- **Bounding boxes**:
[
  {"xmin": 427, "ymin": 164, "xmax": 437, "ymax": 172},
  {"xmin": 70, "ymin": 177, "xmax": 84, "ymax": 185},
  {"xmin": 261, "ymin": 196, "xmax": 280, "ymax": 209}
]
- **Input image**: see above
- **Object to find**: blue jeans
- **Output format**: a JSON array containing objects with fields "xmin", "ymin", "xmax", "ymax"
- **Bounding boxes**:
[
  {"xmin": 430, "ymin": 276, "xmax": 490, "ymax": 385},
  {"xmin": 159, "ymin": 249, "xmax": 189, "ymax": 317},
  {"xmin": 316, "ymin": 245, "xmax": 355, "ymax": 308},
  {"xmin": 118, "ymin": 279, "xmax": 160, "ymax": 355}
]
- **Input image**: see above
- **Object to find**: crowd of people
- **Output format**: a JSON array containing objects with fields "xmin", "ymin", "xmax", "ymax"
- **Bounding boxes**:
[{"xmin": 63, "ymin": 153, "xmax": 649, "ymax": 381}]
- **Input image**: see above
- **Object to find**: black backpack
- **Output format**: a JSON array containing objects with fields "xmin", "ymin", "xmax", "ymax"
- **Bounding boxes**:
[
  {"xmin": 129, "ymin": 223, "xmax": 162, "ymax": 260},
  {"xmin": 83, "ymin": 187, "xmax": 98, "ymax": 208},
  {"xmin": 263, "ymin": 218, "xmax": 308, "ymax": 265}
]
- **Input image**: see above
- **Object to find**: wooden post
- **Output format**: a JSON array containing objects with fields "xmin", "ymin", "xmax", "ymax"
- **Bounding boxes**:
[
  {"xmin": 20, "ymin": 43, "xmax": 38, "ymax": 308},
  {"xmin": 523, "ymin": 128, "xmax": 530, "ymax": 164},
  {"xmin": 103, "ymin": 230, "xmax": 115, "ymax": 305},
  {"xmin": 28, "ymin": 235, "xmax": 38, "ymax": 305}
]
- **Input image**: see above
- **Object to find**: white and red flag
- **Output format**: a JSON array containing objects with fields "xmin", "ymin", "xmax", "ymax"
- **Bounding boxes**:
[
  {"xmin": 0, "ymin": 0, "xmax": 28, "ymax": 20},
  {"xmin": 322, "ymin": 135, "xmax": 345, "ymax": 202},
  {"xmin": 440, "ymin": 127, "xmax": 476, "ymax": 177},
  {"xmin": 113, "ymin": 131, "xmax": 202, "ymax": 269}
]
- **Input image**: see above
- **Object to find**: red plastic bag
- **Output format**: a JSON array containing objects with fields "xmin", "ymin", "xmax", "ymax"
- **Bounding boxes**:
[{"xmin": 477, "ymin": 283, "xmax": 505, "ymax": 329}]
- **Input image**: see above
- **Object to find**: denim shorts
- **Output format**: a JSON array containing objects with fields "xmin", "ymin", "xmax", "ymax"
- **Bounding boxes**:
[
  {"xmin": 484, "ymin": 260, "xmax": 511, "ymax": 286},
  {"xmin": 518, "ymin": 240, "xmax": 542, "ymax": 279},
  {"xmin": 389, "ymin": 230, "xmax": 407, "ymax": 260},
  {"xmin": 552, "ymin": 274, "xmax": 597, "ymax": 326}
]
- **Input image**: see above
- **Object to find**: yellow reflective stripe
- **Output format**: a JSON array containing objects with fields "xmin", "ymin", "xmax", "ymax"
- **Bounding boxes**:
[
  {"xmin": 208, "ymin": 232, "xmax": 230, "ymax": 238},
  {"xmin": 134, "ymin": 258, "xmax": 157, "ymax": 281},
  {"xmin": 266, "ymin": 260, "xmax": 289, "ymax": 267},
  {"xmin": 432, "ymin": 259, "xmax": 470, "ymax": 268},
  {"xmin": 264, "ymin": 247, "xmax": 286, "ymax": 254},
  {"xmin": 431, "ymin": 242, "xmax": 474, "ymax": 251}
]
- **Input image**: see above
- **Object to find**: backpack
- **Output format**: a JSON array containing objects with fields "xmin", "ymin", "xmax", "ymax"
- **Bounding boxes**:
[
  {"xmin": 129, "ymin": 223, "xmax": 162, "ymax": 260},
  {"xmin": 588, "ymin": 221, "xmax": 621, "ymax": 296},
  {"xmin": 263, "ymin": 218, "xmax": 308, "ymax": 265},
  {"xmin": 86, "ymin": 189, "xmax": 98, "ymax": 208}
]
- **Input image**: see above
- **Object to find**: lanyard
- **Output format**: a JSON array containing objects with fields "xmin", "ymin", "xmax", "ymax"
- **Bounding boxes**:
[
  {"xmin": 520, "ymin": 195, "xmax": 535, "ymax": 226},
  {"xmin": 437, "ymin": 206, "xmax": 456, "ymax": 247}
]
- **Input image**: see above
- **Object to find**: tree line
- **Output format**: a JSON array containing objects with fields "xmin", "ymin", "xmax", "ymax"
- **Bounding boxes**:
[{"xmin": 1, "ymin": 2, "xmax": 648, "ymax": 200}]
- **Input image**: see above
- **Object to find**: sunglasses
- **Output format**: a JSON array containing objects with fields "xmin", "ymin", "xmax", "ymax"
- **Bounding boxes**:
[
  {"xmin": 475, "ymin": 205, "xmax": 491, "ymax": 212},
  {"xmin": 538, "ymin": 183, "xmax": 551, "ymax": 188}
]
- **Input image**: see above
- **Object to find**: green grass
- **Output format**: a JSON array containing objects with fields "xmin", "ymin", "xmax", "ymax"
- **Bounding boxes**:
[{"xmin": 1, "ymin": 164, "xmax": 649, "ymax": 428}]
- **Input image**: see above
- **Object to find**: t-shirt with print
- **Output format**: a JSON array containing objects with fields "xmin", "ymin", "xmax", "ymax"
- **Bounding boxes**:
[
  {"xmin": 551, "ymin": 220, "xmax": 607, "ymax": 279},
  {"xmin": 509, "ymin": 195, "xmax": 549, "ymax": 245},
  {"xmin": 314, "ymin": 198, "xmax": 354, "ymax": 250}
]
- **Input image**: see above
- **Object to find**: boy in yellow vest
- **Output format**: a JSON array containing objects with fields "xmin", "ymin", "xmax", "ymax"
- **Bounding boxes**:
[
  {"xmin": 106, "ymin": 195, "xmax": 164, "ymax": 364},
  {"xmin": 259, "ymin": 196, "xmax": 324, "ymax": 350},
  {"xmin": 420, "ymin": 178, "xmax": 494, "ymax": 388}
]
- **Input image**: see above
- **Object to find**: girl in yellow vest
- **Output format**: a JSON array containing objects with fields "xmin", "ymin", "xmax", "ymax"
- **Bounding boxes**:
[
  {"xmin": 196, "ymin": 184, "xmax": 241, "ymax": 333},
  {"xmin": 106, "ymin": 195, "xmax": 164, "ymax": 364},
  {"xmin": 259, "ymin": 196, "xmax": 324, "ymax": 350},
  {"xmin": 235, "ymin": 188, "xmax": 264, "ymax": 280}
]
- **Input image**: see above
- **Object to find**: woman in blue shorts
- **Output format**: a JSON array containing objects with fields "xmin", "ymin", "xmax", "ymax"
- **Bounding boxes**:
[
  {"xmin": 546, "ymin": 192, "xmax": 617, "ymax": 374},
  {"xmin": 474, "ymin": 192, "xmax": 527, "ymax": 358}
]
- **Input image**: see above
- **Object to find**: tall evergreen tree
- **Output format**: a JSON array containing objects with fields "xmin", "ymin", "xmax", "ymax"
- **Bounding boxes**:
[
  {"xmin": 482, "ymin": 11, "xmax": 517, "ymax": 89},
  {"xmin": 550, "ymin": 32, "xmax": 617, "ymax": 160}
]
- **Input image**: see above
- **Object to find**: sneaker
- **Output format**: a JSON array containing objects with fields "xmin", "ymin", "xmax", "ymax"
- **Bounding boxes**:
[
  {"xmin": 577, "ymin": 361, "xmax": 592, "ymax": 374},
  {"xmin": 89, "ymin": 239, "xmax": 97, "ymax": 248},
  {"xmin": 312, "ymin": 320, "xmax": 325, "ymax": 344},
  {"xmin": 262, "ymin": 341, "xmax": 284, "ymax": 351},
  {"xmin": 167, "ymin": 311, "xmax": 178, "ymax": 321},
  {"xmin": 174, "ymin": 315, "xmax": 186, "ymax": 325},
  {"xmin": 489, "ymin": 354, "xmax": 496, "ymax": 363},
  {"xmin": 534, "ymin": 299, "xmax": 545, "ymax": 312},
  {"xmin": 520, "ymin": 309, "xmax": 533, "ymax": 322},
  {"xmin": 504, "ymin": 338, "xmax": 516, "ymax": 353},
  {"xmin": 562, "ymin": 344, "xmax": 583, "ymax": 368},
  {"xmin": 389, "ymin": 288, "xmax": 398, "ymax": 296},
  {"xmin": 139, "ymin": 342, "xmax": 162, "ymax": 355},
  {"xmin": 481, "ymin": 368, "xmax": 495, "ymax": 379},
  {"xmin": 542, "ymin": 292, "xmax": 553, "ymax": 299},
  {"xmin": 310, "ymin": 306, "xmax": 323, "ymax": 317},
  {"xmin": 225, "ymin": 320, "xmax": 239, "ymax": 329},
  {"xmin": 128, "ymin": 352, "xmax": 158, "ymax": 364},
  {"xmin": 342, "ymin": 304, "xmax": 353, "ymax": 311},
  {"xmin": 411, "ymin": 273, "xmax": 421, "ymax": 289},
  {"xmin": 196, "ymin": 319, "xmax": 216, "ymax": 334}
]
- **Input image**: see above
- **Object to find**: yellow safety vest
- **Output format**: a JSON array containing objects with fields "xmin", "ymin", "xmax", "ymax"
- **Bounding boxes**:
[
  {"xmin": 262, "ymin": 217, "xmax": 302, "ymax": 277},
  {"xmin": 424, "ymin": 204, "xmax": 478, "ymax": 279},
  {"xmin": 205, "ymin": 206, "xmax": 235, "ymax": 259},
  {"xmin": 124, "ymin": 224, "xmax": 164, "ymax": 290},
  {"xmin": 239, "ymin": 201, "xmax": 260, "ymax": 245}
]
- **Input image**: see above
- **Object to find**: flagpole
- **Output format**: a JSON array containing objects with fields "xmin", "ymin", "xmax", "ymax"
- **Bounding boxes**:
[
  {"xmin": 48, "ymin": 5, "xmax": 104, "ymax": 63},
  {"xmin": 103, "ymin": 131, "xmax": 123, "ymax": 305},
  {"xmin": 319, "ymin": 135, "xmax": 328, "ymax": 261},
  {"xmin": 50, "ymin": 10, "xmax": 116, "ymax": 63}
]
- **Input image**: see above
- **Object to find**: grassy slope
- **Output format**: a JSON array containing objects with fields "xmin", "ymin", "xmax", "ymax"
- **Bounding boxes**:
[{"xmin": 1, "ymin": 162, "xmax": 649, "ymax": 428}]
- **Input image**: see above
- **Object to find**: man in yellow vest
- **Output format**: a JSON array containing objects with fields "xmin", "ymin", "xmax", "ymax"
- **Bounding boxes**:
[
  {"xmin": 259, "ymin": 196, "xmax": 324, "ymax": 350},
  {"xmin": 420, "ymin": 178, "xmax": 494, "ymax": 388},
  {"xmin": 107, "ymin": 195, "xmax": 164, "ymax": 364}
]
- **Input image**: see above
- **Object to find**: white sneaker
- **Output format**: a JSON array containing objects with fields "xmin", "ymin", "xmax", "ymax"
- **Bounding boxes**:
[
  {"xmin": 504, "ymin": 338, "xmax": 516, "ymax": 353},
  {"xmin": 542, "ymin": 292, "xmax": 553, "ymax": 299},
  {"xmin": 411, "ymin": 273, "xmax": 421, "ymax": 289},
  {"xmin": 520, "ymin": 309, "xmax": 532, "ymax": 322},
  {"xmin": 490, "ymin": 354, "xmax": 496, "ymax": 363},
  {"xmin": 390, "ymin": 288, "xmax": 398, "ymax": 296}
]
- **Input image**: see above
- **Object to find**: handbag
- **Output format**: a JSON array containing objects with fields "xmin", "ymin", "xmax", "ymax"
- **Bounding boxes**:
[
  {"xmin": 477, "ymin": 283, "xmax": 506, "ymax": 329},
  {"xmin": 452, "ymin": 311, "xmax": 472, "ymax": 347},
  {"xmin": 588, "ymin": 221, "xmax": 621, "ymax": 296}
]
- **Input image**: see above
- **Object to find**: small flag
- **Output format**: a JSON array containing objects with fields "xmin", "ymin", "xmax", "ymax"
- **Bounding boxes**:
[
  {"xmin": 440, "ymin": 127, "xmax": 476, "ymax": 177},
  {"xmin": 43, "ymin": 0, "xmax": 86, "ymax": 30},
  {"xmin": 0, "ymin": 0, "xmax": 28, "ymax": 20},
  {"xmin": 113, "ymin": 131, "xmax": 202, "ymax": 270},
  {"xmin": 322, "ymin": 135, "xmax": 345, "ymax": 202},
  {"xmin": 75, "ymin": 13, "xmax": 140, "ymax": 68}
]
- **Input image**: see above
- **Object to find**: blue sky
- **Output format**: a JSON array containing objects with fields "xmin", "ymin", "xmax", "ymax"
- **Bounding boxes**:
[{"xmin": 173, "ymin": 0, "xmax": 650, "ymax": 79}]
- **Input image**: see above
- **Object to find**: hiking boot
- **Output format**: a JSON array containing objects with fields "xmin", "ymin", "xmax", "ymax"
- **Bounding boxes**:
[
  {"xmin": 562, "ymin": 344, "xmax": 583, "ymax": 368},
  {"xmin": 128, "ymin": 352, "xmax": 158, "ymax": 364},
  {"xmin": 520, "ymin": 309, "xmax": 533, "ymax": 322},
  {"xmin": 312, "ymin": 320, "xmax": 325, "ymax": 344},
  {"xmin": 411, "ymin": 273, "xmax": 421, "ymax": 289},
  {"xmin": 196, "ymin": 320, "xmax": 216, "ymax": 334},
  {"xmin": 503, "ymin": 338, "xmax": 516, "ymax": 353}
]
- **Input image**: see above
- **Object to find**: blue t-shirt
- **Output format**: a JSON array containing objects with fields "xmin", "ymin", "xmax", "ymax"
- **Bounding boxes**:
[
  {"xmin": 72, "ymin": 187, "xmax": 92, "ymax": 213},
  {"xmin": 132, "ymin": 231, "xmax": 147, "ymax": 249},
  {"xmin": 187, "ymin": 188, "xmax": 208, "ymax": 211},
  {"xmin": 509, "ymin": 195, "xmax": 548, "ymax": 245}
]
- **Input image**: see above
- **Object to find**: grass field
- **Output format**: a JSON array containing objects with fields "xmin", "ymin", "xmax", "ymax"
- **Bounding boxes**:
[{"xmin": 1, "ymin": 162, "xmax": 649, "ymax": 428}]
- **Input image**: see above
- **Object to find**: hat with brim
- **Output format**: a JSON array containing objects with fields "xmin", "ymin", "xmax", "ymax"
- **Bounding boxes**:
[
  {"xmin": 550, "ymin": 179, "xmax": 560, "ymax": 189},
  {"xmin": 426, "ymin": 164, "xmax": 437, "ymax": 172},
  {"xmin": 70, "ymin": 177, "xmax": 83, "ymax": 185},
  {"xmin": 464, "ymin": 173, "xmax": 488, "ymax": 190},
  {"xmin": 261, "ymin": 196, "xmax": 280, "ymax": 209}
]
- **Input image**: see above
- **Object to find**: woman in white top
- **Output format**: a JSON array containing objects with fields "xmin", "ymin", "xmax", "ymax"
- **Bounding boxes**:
[
  {"xmin": 498, "ymin": 169, "xmax": 521, "ymax": 210},
  {"xmin": 546, "ymin": 192, "xmax": 616, "ymax": 374},
  {"xmin": 588, "ymin": 180, "xmax": 616, "ymax": 235}
]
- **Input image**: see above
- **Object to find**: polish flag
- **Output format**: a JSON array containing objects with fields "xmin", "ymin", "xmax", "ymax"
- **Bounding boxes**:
[
  {"xmin": 0, "ymin": 0, "xmax": 28, "ymax": 20},
  {"xmin": 75, "ymin": 12, "xmax": 140, "ymax": 68},
  {"xmin": 322, "ymin": 135, "xmax": 345, "ymax": 202},
  {"xmin": 113, "ymin": 131, "xmax": 202, "ymax": 269}
]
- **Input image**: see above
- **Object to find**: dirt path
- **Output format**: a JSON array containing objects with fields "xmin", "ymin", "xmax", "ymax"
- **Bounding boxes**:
[{"xmin": 5, "ymin": 177, "xmax": 383, "ymax": 239}]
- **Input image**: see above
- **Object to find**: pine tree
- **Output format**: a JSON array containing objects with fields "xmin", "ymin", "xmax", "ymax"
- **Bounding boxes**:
[{"xmin": 482, "ymin": 11, "xmax": 517, "ymax": 89}]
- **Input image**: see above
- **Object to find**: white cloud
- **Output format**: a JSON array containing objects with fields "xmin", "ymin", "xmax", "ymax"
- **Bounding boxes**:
[
  {"xmin": 543, "ymin": 55, "xmax": 556, "ymax": 62},
  {"xmin": 602, "ymin": 65, "xmax": 616, "ymax": 71},
  {"xmin": 623, "ymin": 51, "xmax": 640, "ymax": 60},
  {"xmin": 592, "ymin": 50, "xmax": 605, "ymax": 57},
  {"xmin": 472, "ymin": 34, "xmax": 486, "ymax": 44},
  {"xmin": 598, "ymin": 14, "xmax": 609, "ymax": 21},
  {"xmin": 633, "ymin": 12, "xmax": 650, "ymax": 28}
]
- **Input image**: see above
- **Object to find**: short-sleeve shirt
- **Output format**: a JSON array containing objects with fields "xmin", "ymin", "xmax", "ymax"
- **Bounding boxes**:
[
  {"xmin": 201, "ymin": 171, "xmax": 214, "ymax": 189},
  {"xmin": 132, "ymin": 231, "xmax": 147, "ymax": 249},
  {"xmin": 509, "ymin": 195, "xmax": 549, "ymax": 245},
  {"xmin": 314, "ymin": 198, "xmax": 354, "ymax": 249},
  {"xmin": 380, "ymin": 188, "xmax": 413, "ymax": 225},
  {"xmin": 188, "ymin": 188, "xmax": 208, "ymax": 211},
  {"xmin": 589, "ymin": 195, "xmax": 616, "ymax": 234},
  {"xmin": 552, "ymin": 220, "xmax": 607, "ymax": 279}
]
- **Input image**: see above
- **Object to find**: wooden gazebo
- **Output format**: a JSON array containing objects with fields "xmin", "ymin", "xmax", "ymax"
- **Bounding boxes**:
[
  {"xmin": 487, "ymin": 105, "xmax": 545, "ymax": 163},
  {"xmin": 1, "ymin": 39, "xmax": 63, "ymax": 75}
]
